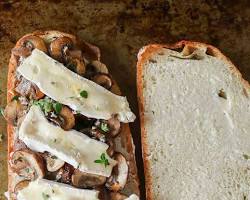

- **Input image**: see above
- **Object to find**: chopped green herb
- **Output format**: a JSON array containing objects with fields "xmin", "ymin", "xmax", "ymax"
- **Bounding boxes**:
[
  {"xmin": 42, "ymin": 192, "xmax": 50, "ymax": 200},
  {"xmin": 80, "ymin": 90, "xmax": 88, "ymax": 98},
  {"xmin": 0, "ymin": 107, "xmax": 4, "ymax": 116},
  {"xmin": 53, "ymin": 139, "xmax": 57, "ymax": 143},
  {"xmin": 33, "ymin": 98, "xmax": 63, "ymax": 115},
  {"xmin": 94, "ymin": 153, "xmax": 110, "ymax": 168},
  {"xmin": 243, "ymin": 154, "xmax": 250, "ymax": 160},
  {"xmin": 53, "ymin": 102, "xmax": 62, "ymax": 115},
  {"xmin": 100, "ymin": 123, "xmax": 109, "ymax": 133},
  {"xmin": 11, "ymin": 95, "xmax": 19, "ymax": 101},
  {"xmin": 25, "ymin": 168, "xmax": 30, "ymax": 173},
  {"xmin": 44, "ymin": 102, "xmax": 53, "ymax": 114}
]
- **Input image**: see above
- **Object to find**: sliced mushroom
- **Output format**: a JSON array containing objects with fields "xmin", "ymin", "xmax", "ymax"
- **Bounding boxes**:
[
  {"xmin": 110, "ymin": 192, "xmax": 128, "ymax": 200},
  {"xmin": 60, "ymin": 106, "xmax": 75, "ymax": 130},
  {"xmin": 107, "ymin": 115, "xmax": 121, "ymax": 137},
  {"xmin": 92, "ymin": 73, "xmax": 112, "ymax": 90},
  {"xmin": 91, "ymin": 61, "xmax": 109, "ymax": 74},
  {"xmin": 3, "ymin": 99, "xmax": 26, "ymax": 125},
  {"xmin": 85, "ymin": 61, "xmax": 109, "ymax": 79},
  {"xmin": 12, "ymin": 35, "xmax": 48, "ymax": 57},
  {"xmin": 15, "ymin": 76, "xmax": 45, "ymax": 100},
  {"xmin": 56, "ymin": 163, "xmax": 74, "ymax": 184},
  {"xmin": 44, "ymin": 153, "xmax": 65, "ymax": 172},
  {"xmin": 14, "ymin": 180, "xmax": 30, "ymax": 193},
  {"xmin": 106, "ymin": 153, "xmax": 128, "ymax": 192},
  {"xmin": 10, "ymin": 149, "xmax": 45, "ymax": 180},
  {"xmin": 72, "ymin": 170, "xmax": 106, "ymax": 188},
  {"xmin": 49, "ymin": 36, "xmax": 73, "ymax": 63},
  {"xmin": 67, "ymin": 57, "xmax": 86, "ymax": 75}
]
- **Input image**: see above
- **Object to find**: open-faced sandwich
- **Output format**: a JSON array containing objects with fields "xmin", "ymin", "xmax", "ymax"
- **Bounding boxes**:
[{"xmin": 4, "ymin": 30, "xmax": 139, "ymax": 200}]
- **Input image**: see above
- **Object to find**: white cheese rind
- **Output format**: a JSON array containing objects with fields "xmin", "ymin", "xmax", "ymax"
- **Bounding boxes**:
[
  {"xmin": 19, "ymin": 106, "xmax": 116, "ymax": 177},
  {"xmin": 17, "ymin": 179, "xmax": 99, "ymax": 200},
  {"xmin": 17, "ymin": 49, "xmax": 135, "ymax": 123}
]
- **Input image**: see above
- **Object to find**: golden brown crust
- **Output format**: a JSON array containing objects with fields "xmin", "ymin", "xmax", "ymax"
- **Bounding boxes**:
[
  {"xmin": 7, "ymin": 31, "xmax": 139, "ymax": 198},
  {"xmin": 136, "ymin": 41, "xmax": 250, "ymax": 200}
]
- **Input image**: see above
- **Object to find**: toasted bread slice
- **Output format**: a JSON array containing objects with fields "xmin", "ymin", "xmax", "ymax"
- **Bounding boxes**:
[
  {"xmin": 137, "ymin": 41, "xmax": 250, "ymax": 200},
  {"xmin": 7, "ymin": 31, "xmax": 139, "ymax": 199}
]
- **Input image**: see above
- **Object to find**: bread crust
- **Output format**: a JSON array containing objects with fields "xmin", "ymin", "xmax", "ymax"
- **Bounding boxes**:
[
  {"xmin": 7, "ymin": 31, "xmax": 139, "ymax": 198},
  {"xmin": 136, "ymin": 41, "xmax": 250, "ymax": 200}
]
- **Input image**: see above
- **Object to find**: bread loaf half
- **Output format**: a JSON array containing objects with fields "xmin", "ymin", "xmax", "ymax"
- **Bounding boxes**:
[{"xmin": 137, "ymin": 41, "xmax": 250, "ymax": 200}]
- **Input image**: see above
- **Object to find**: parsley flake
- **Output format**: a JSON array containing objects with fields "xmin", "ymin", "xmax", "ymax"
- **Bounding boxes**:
[
  {"xmin": 243, "ymin": 154, "xmax": 250, "ymax": 160},
  {"xmin": 42, "ymin": 192, "xmax": 50, "ymax": 200},
  {"xmin": 94, "ymin": 153, "xmax": 110, "ymax": 168},
  {"xmin": 80, "ymin": 90, "xmax": 88, "ymax": 98},
  {"xmin": 0, "ymin": 107, "xmax": 4, "ymax": 116},
  {"xmin": 11, "ymin": 95, "xmax": 19, "ymax": 101},
  {"xmin": 100, "ymin": 123, "xmax": 109, "ymax": 133},
  {"xmin": 53, "ymin": 102, "xmax": 62, "ymax": 115}
]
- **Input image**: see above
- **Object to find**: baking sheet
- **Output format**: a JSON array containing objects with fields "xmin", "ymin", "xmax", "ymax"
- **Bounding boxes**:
[{"xmin": 1, "ymin": 0, "xmax": 250, "ymax": 199}]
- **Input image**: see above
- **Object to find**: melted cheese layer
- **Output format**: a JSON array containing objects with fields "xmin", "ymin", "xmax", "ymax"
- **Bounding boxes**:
[
  {"xmin": 19, "ymin": 106, "xmax": 116, "ymax": 177},
  {"xmin": 17, "ymin": 49, "xmax": 135, "ymax": 122}
]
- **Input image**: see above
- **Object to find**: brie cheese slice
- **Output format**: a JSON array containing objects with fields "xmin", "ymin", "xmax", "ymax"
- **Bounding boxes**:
[
  {"xmin": 19, "ymin": 105, "xmax": 116, "ymax": 177},
  {"xmin": 17, "ymin": 49, "xmax": 135, "ymax": 123},
  {"xmin": 17, "ymin": 179, "xmax": 99, "ymax": 200}
]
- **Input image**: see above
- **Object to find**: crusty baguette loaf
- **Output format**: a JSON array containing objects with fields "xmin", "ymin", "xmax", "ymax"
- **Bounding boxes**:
[
  {"xmin": 137, "ymin": 41, "xmax": 250, "ymax": 200},
  {"xmin": 7, "ymin": 31, "xmax": 139, "ymax": 199}
]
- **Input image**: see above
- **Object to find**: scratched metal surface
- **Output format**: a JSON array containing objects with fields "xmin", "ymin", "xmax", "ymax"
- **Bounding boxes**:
[{"xmin": 0, "ymin": 0, "xmax": 250, "ymax": 199}]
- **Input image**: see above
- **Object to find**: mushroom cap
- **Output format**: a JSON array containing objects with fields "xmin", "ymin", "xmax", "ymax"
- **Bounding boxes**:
[
  {"xmin": 106, "ymin": 153, "xmax": 129, "ymax": 192},
  {"xmin": 71, "ymin": 170, "xmax": 106, "ymax": 188},
  {"xmin": 49, "ymin": 36, "xmax": 73, "ymax": 63},
  {"xmin": 59, "ymin": 106, "xmax": 75, "ymax": 130},
  {"xmin": 92, "ymin": 73, "xmax": 112, "ymax": 90},
  {"xmin": 3, "ymin": 100, "xmax": 26, "ymax": 126},
  {"xmin": 107, "ymin": 115, "xmax": 121, "ymax": 137},
  {"xmin": 17, "ymin": 35, "xmax": 48, "ymax": 54}
]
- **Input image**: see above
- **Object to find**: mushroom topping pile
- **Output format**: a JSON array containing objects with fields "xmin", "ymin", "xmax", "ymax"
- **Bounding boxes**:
[
  {"xmin": 33, "ymin": 98, "xmax": 75, "ymax": 130},
  {"xmin": 71, "ymin": 170, "xmax": 106, "ymax": 189},
  {"xmin": 10, "ymin": 149, "xmax": 45, "ymax": 180},
  {"xmin": 49, "ymin": 36, "xmax": 85, "ymax": 75},
  {"xmin": 7, "ymin": 34, "xmax": 135, "ymax": 199},
  {"xmin": 106, "ymin": 153, "xmax": 129, "ymax": 192}
]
